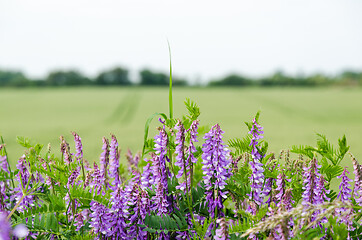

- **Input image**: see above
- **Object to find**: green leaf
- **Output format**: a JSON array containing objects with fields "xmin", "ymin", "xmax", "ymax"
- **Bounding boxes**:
[
  {"xmin": 16, "ymin": 136, "xmax": 33, "ymax": 148},
  {"xmin": 142, "ymin": 112, "xmax": 168, "ymax": 158}
]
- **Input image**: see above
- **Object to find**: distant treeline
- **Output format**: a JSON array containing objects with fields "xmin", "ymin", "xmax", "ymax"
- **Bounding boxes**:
[{"xmin": 1, "ymin": 67, "xmax": 362, "ymax": 87}]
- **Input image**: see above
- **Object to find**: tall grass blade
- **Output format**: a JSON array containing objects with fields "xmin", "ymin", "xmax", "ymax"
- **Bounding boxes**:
[{"xmin": 168, "ymin": 40, "xmax": 173, "ymax": 119}]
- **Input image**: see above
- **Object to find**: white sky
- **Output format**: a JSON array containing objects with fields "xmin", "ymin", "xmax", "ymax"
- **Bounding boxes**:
[{"xmin": 1, "ymin": 0, "xmax": 362, "ymax": 83}]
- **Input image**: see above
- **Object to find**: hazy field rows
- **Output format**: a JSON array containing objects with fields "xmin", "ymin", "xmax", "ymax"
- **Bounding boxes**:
[{"xmin": 1, "ymin": 87, "xmax": 362, "ymax": 171}]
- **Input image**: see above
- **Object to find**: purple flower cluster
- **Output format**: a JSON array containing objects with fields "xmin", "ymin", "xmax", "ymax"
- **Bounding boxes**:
[
  {"xmin": 215, "ymin": 218, "xmax": 230, "ymax": 240},
  {"xmin": 248, "ymin": 119, "xmax": 265, "ymax": 208},
  {"xmin": 60, "ymin": 136, "xmax": 72, "ymax": 164},
  {"xmin": 336, "ymin": 167, "xmax": 354, "ymax": 229},
  {"xmin": 352, "ymin": 156, "xmax": 362, "ymax": 205},
  {"xmin": 174, "ymin": 121, "xmax": 186, "ymax": 179},
  {"xmin": 72, "ymin": 131, "xmax": 83, "ymax": 160},
  {"xmin": 109, "ymin": 134, "xmax": 120, "ymax": 188},
  {"xmin": 302, "ymin": 158, "xmax": 329, "ymax": 207},
  {"xmin": 174, "ymin": 120, "xmax": 199, "ymax": 192},
  {"xmin": 202, "ymin": 124, "xmax": 232, "ymax": 218},
  {"xmin": 152, "ymin": 127, "xmax": 169, "ymax": 188},
  {"xmin": 0, "ymin": 153, "xmax": 8, "ymax": 174}
]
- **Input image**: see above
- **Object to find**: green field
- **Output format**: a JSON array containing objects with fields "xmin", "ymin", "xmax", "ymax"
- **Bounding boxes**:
[{"xmin": 1, "ymin": 87, "xmax": 362, "ymax": 169}]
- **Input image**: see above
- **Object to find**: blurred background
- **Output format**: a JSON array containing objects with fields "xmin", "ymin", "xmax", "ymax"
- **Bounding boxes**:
[{"xmin": 0, "ymin": 0, "xmax": 362, "ymax": 166}]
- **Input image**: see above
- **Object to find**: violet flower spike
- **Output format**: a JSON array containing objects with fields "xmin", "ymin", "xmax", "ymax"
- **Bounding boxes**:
[
  {"xmin": 351, "ymin": 154, "xmax": 362, "ymax": 205},
  {"xmin": 92, "ymin": 163, "xmax": 105, "ymax": 195},
  {"xmin": 89, "ymin": 201, "xmax": 109, "ymax": 236},
  {"xmin": 141, "ymin": 161, "xmax": 153, "ymax": 188},
  {"xmin": 301, "ymin": 158, "xmax": 321, "ymax": 207},
  {"xmin": 152, "ymin": 182, "xmax": 169, "ymax": 216},
  {"xmin": 336, "ymin": 167, "xmax": 354, "ymax": 230},
  {"xmin": 72, "ymin": 132, "xmax": 83, "ymax": 160},
  {"xmin": 248, "ymin": 118, "xmax": 265, "ymax": 209},
  {"xmin": 175, "ymin": 120, "xmax": 191, "ymax": 192},
  {"xmin": 60, "ymin": 136, "xmax": 72, "ymax": 164},
  {"xmin": 153, "ymin": 127, "xmax": 169, "ymax": 189},
  {"xmin": 99, "ymin": 137, "xmax": 110, "ymax": 175},
  {"xmin": 109, "ymin": 134, "xmax": 120, "ymax": 188},
  {"xmin": 202, "ymin": 124, "xmax": 232, "ymax": 219},
  {"xmin": 0, "ymin": 154, "xmax": 9, "ymax": 173},
  {"xmin": 338, "ymin": 167, "xmax": 352, "ymax": 202},
  {"xmin": 104, "ymin": 186, "xmax": 129, "ymax": 238},
  {"xmin": 215, "ymin": 218, "xmax": 230, "ymax": 240}
]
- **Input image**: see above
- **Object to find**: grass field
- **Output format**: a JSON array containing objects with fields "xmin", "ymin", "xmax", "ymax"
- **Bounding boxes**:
[{"xmin": 1, "ymin": 87, "xmax": 362, "ymax": 170}]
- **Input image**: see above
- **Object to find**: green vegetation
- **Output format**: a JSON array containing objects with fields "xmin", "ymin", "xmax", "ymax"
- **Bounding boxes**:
[{"xmin": 1, "ymin": 87, "xmax": 362, "ymax": 168}]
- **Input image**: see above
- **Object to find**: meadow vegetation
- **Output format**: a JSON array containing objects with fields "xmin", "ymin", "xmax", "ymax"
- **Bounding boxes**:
[{"xmin": 1, "ymin": 85, "xmax": 362, "ymax": 239}]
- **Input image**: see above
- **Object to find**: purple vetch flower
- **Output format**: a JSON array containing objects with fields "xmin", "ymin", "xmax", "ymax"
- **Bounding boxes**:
[
  {"xmin": 89, "ymin": 201, "xmax": 109, "ymax": 236},
  {"xmin": 182, "ymin": 119, "xmax": 200, "ymax": 192},
  {"xmin": 263, "ymin": 178, "xmax": 274, "ymax": 205},
  {"xmin": 151, "ymin": 126, "xmax": 170, "ymax": 195},
  {"xmin": 100, "ymin": 137, "xmax": 110, "ymax": 174},
  {"xmin": 336, "ymin": 167, "xmax": 354, "ymax": 229},
  {"xmin": 202, "ymin": 124, "xmax": 232, "ymax": 219},
  {"xmin": 0, "ymin": 151, "xmax": 10, "ymax": 210},
  {"xmin": 301, "ymin": 158, "xmax": 329, "ymax": 225},
  {"xmin": 126, "ymin": 149, "xmax": 140, "ymax": 171},
  {"xmin": 91, "ymin": 163, "xmax": 105, "ymax": 194},
  {"xmin": 141, "ymin": 160, "xmax": 153, "ymax": 189},
  {"xmin": 0, "ymin": 212, "xmax": 11, "ymax": 240},
  {"xmin": 249, "ymin": 118, "xmax": 264, "ymax": 160},
  {"xmin": 0, "ymin": 182, "xmax": 7, "ymax": 211},
  {"xmin": 351, "ymin": 155, "xmax": 362, "ymax": 205},
  {"xmin": 72, "ymin": 132, "xmax": 83, "ymax": 161},
  {"xmin": 152, "ymin": 182, "xmax": 169, "ymax": 216},
  {"xmin": 67, "ymin": 167, "xmax": 80, "ymax": 188},
  {"xmin": 153, "ymin": 126, "xmax": 169, "ymax": 190},
  {"xmin": 74, "ymin": 209, "xmax": 89, "ymax": 231},
  {"xmin": 273, "ymin": 189, "xmax": 294, "ymax": 240},
  {"xmin": 12, "ymin": 155, "xmax": 37, "ymax": 212},
  {"xmin": 248, "ymin": 118, "xmax": 265, "ymax": 209},
  {"xmin": 274, "ymin": 172, "xmax": 292, "ymax": 207},
  {"xmin": 301, "ymin": 158, "xmax": 321, "ymax": 207},
  {"xmin": 0, "ymin": 154, "xmax": 9, "ymax": 173},
  {"xmin": 127, "ymin": 184, "xmax": 150, "ymax": 240},
  {"xmin": 315, "ymin": 176, "xmax": 330, "ymax": 205},
  {"xmin": 174, "ymin": 120, "xmax": 186, "ymax": 178},
  {"xmin": 338, "ymin": 167, "xmax": 352, "ymax": 202},
  {"xmin": 275, "ymin": 173, "xmax": 286, "ymax": 204},
  {"xmin": 174, "ymin": 120, "xmax": 199, "ymax": 192},
  {"xmin": 109, "ymin": 134, "xmax": 120, "ymax": 188},
  {"xmin": 104, "ymin": 186, "xmax": 129, "ymax": 238},
  {"xmin": 281, "ymin": 188, "xmax": 294, "ymax": 211},
  {"xmin": 60, "ymin": 136, "xmax": 72, "ymax": 164},
  {"xmin": 174, "ymin": 120, "xmax": 191, "ymax": 192},
  {"xmin": 215, "ymin": 218, "xmax": 230, "ymax": 240}
]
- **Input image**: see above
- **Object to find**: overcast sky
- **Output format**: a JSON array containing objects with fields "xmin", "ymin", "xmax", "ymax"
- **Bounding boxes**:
[{"xmin": 1, "ymin": 0, "xmax": 361, "ymax": 83}]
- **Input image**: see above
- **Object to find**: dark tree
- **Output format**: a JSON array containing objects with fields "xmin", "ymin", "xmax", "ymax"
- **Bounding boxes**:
[
  {"xmin": 95, "ymin": 67, "xmax": 130, "ymax": 85},
  {"xmin": 209, "ymin": 74, "xmax": 251, "ymax": 86},
  {"xmin": 139, "ymin": 69, "xmax": 168, "ymax": 86},
  {"xmin": 0, "ymin": 70, "xmax": 29, "ymax": 86},
  {"xmin": 45, "ymin": 70, "xmax": 90, "ymax": 86}
]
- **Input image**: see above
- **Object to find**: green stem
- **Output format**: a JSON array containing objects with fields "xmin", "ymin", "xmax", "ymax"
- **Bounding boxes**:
[
  {"xmin": 167, "ymin": 41, "xmax": 173, "ymax": 120},
  {"xmin": 7, "ymin": 193, "xmax": 26, "ymax": 220},
  {"xmin": 80, "ymin": 157, "xmax": 86, "ymax": 181}
]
